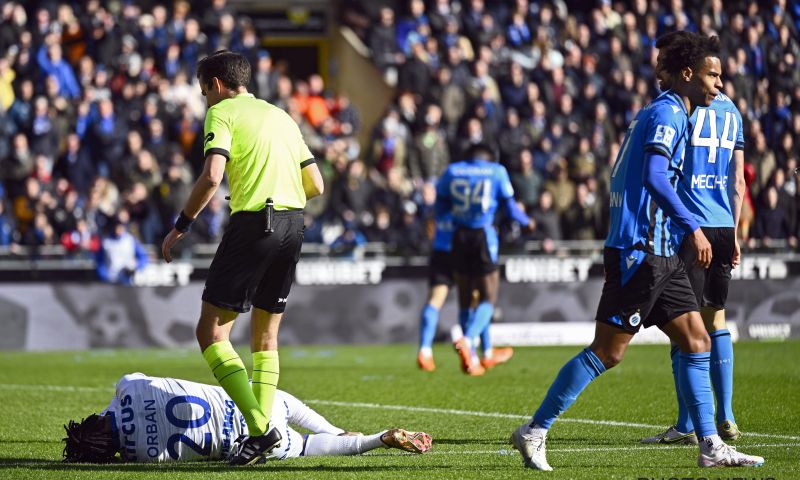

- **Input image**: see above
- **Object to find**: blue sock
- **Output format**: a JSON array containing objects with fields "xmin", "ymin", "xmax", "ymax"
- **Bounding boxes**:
[
  {"xmin": 458, "ymin": 308, "xmax": 470, "ymax": 336},
  {"xmin": 678, "ymin": 352, "xmax": 716, "ymax": 438},
  {"xmin": 464, "ymin": 302, "xmax": 493, "ymax": 340},
  {"xmin": 671, "ymin": 344, "xmax": 694, "ymax": 432},
  {"xmin": 710, "ymin": 329, "xmax": 735, "ymax": 424},
  {"xmin": 532, "ymin": 348, "xmax": 606, "ymax": 429},
  {"xmin": 419, "ymin": 304, "xmax": 439, "ymax": 350},
  {"xmin": 480, "ymin": 324, "xmax": 492, "ymax": 355}
]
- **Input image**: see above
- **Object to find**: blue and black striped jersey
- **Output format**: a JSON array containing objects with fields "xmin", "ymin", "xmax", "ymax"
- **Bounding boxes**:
[{"xmin": 605, "ymin": 90, "xmax": 691, "ymax": 257}]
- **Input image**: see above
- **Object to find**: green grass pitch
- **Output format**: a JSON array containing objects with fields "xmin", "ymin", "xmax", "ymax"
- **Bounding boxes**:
[{"xmin": 1, "ymin": 341, "xmax": 798, "ymax": 479}]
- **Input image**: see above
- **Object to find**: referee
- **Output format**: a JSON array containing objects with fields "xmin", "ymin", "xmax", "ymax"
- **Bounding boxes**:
[{"xmin": 161, "ymin": 50, "xmax": 324, "ymax": 465}]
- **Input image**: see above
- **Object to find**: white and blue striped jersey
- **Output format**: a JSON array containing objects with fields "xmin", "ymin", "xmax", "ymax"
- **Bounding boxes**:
[
  {"xmin": 677, "ymin": 93, "xmax": 744, "ymax": 228},
  {"xmin": 102, "ymin": 374, "xmax": 331, "ymax": 462},
  {"xmin": 605, "ymin": 90, "xmax": 691, "ymax": 257}
]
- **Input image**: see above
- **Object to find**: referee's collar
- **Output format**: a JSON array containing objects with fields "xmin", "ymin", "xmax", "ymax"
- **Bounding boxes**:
[{"xmin": 235, "ymin": 92, "xmax": 255, "ymax": 99}]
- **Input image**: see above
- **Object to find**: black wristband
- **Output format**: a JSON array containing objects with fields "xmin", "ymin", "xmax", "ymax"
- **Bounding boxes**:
[{"xmin": 174, "ymin": 211, "xmax": 194, "ymax": 233}]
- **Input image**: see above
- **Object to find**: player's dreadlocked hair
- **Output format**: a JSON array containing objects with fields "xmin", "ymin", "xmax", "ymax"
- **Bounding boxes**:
[
  {"xmin": 656, "ymin": 31, "xmax": 721, "ymax": 75},
  {"xmin": 62, "ymin": 414, "xmax": 117, "ymax": 463}
]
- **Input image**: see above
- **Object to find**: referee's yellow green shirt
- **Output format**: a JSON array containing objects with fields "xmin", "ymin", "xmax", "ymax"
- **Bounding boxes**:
[{"xmin": 203, "ymin": 93, "xmax": 314, "ymax": 213}]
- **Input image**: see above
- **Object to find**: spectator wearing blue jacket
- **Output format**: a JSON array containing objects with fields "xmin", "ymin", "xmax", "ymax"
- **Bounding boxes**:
[{"xmin": 36, "ymin": 39, "xmax": 80, "ymax": 99}]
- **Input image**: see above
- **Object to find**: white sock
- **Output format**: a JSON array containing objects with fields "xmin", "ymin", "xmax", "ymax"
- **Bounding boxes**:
[
  {"xmin": 304, "ymin": 431, "xmax": 388, "ymax": 456},
  {"xmin": 526, "ymin": 422, "xmax": 548, "ymax": 437},
  {"xmin": 483, "ymin": 348, "xmax": 493, "ymax": 359},
  {"xmin": 699, "ymin": 434, "xmax": 724, "ymax": 454},
  {"xmin": 419, "ymin": 347, "xmax": 432, "ymax": 357},
  {"xmin": 281, "ymin": 391, "xmax": 344, "ymax": 435}
]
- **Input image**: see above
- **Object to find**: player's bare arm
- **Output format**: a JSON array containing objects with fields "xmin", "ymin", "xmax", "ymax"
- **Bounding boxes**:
[
  {"xmin": 729, "ymin": 149, "xmax": 745, "ymax": 268},
  {"xmin": 687, "ymin": 227, "xmax": 713, "ymax": 269}
]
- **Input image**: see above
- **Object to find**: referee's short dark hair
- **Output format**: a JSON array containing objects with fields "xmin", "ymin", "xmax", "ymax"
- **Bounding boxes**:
[
  {"xmin": 656, "ymin": 31, "xmax": 721, "ymax": 75},
  {"xmin": 197, "ymin": 50, "xmax": 251, "ymax": 90}
]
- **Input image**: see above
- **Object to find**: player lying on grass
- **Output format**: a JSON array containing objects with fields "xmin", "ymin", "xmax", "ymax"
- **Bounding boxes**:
[{"xmin": 62, "ymin": 373, "xmax": 432, "ymax": 464}]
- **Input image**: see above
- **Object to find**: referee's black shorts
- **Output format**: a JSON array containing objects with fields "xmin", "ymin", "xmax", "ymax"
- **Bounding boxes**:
[
  {"xmin": 678, "ymin": 227, "xmax": 735, "ymax": 309},
  {"xmin": 203, "ymin": 209, "xmax": 304, "ymax": 314}
]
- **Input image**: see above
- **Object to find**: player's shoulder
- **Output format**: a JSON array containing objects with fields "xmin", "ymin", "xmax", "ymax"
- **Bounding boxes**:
[
  {"xmin": 711, "ymin": 92, "xmax": 735, "ymax": 105},
  {"xmin": 644, "ymin": 91, "xmax": 688, "ymax": 124},
  {"xmin": 118, "ymin": 372, "xmax": 148, "ymax": 383},
  {"xmin": 116, "ymin": 372, "xmax": 150, "ymax": 391},
  {"xmin": 711, "ymin": 93, "xmax": 742, "ymax": 116},
  {"xmin": 444, "ymin": 160, "xmax": 467, "ymax": 174}
]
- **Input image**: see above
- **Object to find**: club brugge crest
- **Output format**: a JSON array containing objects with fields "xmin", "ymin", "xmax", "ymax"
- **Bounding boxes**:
[{"xmin": 628, "ymin": 311, "xmax": 641, "ymax": 327}]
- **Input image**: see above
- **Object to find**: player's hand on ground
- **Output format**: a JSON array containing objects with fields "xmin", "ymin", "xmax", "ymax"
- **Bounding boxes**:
[
  {"xmin": 732, "ymin": 237, "xmax": 741, "ymax": 269},
  {"xmin": 161, "ymin": 228, "xmax": 185, "ymax": 263},
  {"xmin": 689, "ymin": 228, "xmax": 712, "ymax": 268}
]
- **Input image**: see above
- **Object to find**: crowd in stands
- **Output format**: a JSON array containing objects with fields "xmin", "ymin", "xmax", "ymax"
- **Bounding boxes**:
[
  {"xmin": 343, "ymin": 0, "xmax": 800, "ymax": 250},
  {"xmin": 0, "ymin": 0, "xmax": 799, "ymax": 275}
]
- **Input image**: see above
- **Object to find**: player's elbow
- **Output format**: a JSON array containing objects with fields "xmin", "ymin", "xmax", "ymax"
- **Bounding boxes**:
[
  {"xmin": 642, "ymin": 176, "xmax": 657, "ymax": 196},
  {"xmin": 735, "ymin": 177, "xmax": 746, "ymax": 195},
  {"xmin": 203, "ymin": 171, "xmax": 224, "ymax": 188}
]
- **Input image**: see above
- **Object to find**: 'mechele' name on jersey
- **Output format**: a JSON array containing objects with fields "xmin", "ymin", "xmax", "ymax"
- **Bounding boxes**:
[
  {"xmin": 677, "ymin": 92, "xmax": 744, "ymax": 228},
  {"xmin": 605, "ymin": 90, "xmax": 691, "ymax": 257}
]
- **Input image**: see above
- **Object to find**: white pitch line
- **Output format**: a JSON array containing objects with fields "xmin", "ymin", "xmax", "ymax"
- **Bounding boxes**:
[
  {"xmin": 2, "ymin": 384, "xmax": 797, "ymax": 442},
  {"xmin": 306, "ymin": 399, "xmax": 800, "ymax": 441},
  {"xmin": 0, "ymin": 383, "xmax": 111, "ymax": 393},
  {"xmin": 416, "ymin": 443, "xmax": 800, "ymax": 455}
]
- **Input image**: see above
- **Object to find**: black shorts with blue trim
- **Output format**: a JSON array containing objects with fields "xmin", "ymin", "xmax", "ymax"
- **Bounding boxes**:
[
  {"xmin": 595, "ymin": 247, "xmax": 698, "ymax": 333},
  {"xmin": 203, "ymin": 209, "xmax": 304, "ymax": 314},
  {"xmin": 678, "ymin": 227, "xmax": 734, "ymax": 309},
  {"xmin": 428, "ymin": 249, "xmax": 454, "ymax": 287}
]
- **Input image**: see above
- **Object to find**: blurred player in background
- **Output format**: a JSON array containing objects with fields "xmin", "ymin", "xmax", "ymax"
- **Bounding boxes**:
[
  {"xmin": 416, "ymin": 208, "xmax": 513, "ymax": 372},
  {"xmin": 510, "ymin": 32, "xmax": 763, "ymax": 470},
  {"xmin": 63, "ymin": 373, "xmax": 432, "ymax": 463},
  {"xmin": 161, "ymin": 51, "xmax": 325, "ymax": 465},
  {"xmin": 434, "ymin": 144, "xmax": 530, "ymax": 375},
  {"xmin": 641, "ymin": 32, "xmax": 747, "ymax": 446}
]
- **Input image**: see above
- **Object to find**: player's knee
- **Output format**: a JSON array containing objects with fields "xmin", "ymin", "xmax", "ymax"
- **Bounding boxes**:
[
  {"xmin": 592, "ymin": 348, "xmax": 624, "ymax": 369},
  {"xmin": 195, "ymin": 324, "xmax": 211, "ymax": 350},
  {"xmin": 685, "ymin": 330, "xmax": 711, "ymax": 353},
  {"xmin": 701, "ymin": 307, "xmax": 726, "ymax": 333}
]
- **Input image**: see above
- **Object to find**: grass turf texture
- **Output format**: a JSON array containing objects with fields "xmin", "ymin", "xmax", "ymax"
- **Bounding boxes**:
[{"xmin": 1, "ymin": 341, "xmax": 797, "ymax": 479}]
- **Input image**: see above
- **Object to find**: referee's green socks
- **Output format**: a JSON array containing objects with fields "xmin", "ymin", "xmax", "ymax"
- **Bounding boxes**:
[
  {"xmin": 203, "ymin": 341, "xmax": 269, "ymax": 436},
  {"xmin": 252, "ymin": 350, "xmax": 279, "ymax": 425}
]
